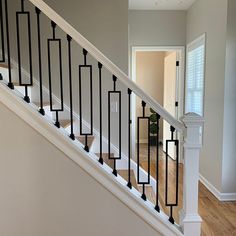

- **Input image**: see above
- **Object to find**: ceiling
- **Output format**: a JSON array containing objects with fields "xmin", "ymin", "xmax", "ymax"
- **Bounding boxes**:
[{"xmin": 129, "ymin": 0, "xmax": 197, "ymax": 10}]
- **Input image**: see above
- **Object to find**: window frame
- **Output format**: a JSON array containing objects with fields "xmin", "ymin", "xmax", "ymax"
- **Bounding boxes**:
[{"xmin": 185, "ymin": 33, "xmax": 206, "ymax": 117}]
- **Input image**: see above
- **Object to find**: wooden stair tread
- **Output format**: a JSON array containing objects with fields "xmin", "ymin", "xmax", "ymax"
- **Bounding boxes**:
[
  {"xmin": 138, "ymin": 185, "xmax": 156, "ymax": 205},
  {"xmin": 118, "ymin": 169, "xmax": 138, "ymax": 189},
  {"xmin": 0, "ymin": 63, "xmax": 10, "ymax": 69},
  {"xmin": 12, "ymin": 82, "xmax": 33, "ymax": 87},
  {"xmin": 96, "ymin": 153, "xmax": 114, "ymax": 169},
  {"xmin": 76, "ymin": 136, "xmax": 95, "ymax": 148},
  {"xmin": 60, "ymin": 119, "xmax": 71, "ymax": 128}
]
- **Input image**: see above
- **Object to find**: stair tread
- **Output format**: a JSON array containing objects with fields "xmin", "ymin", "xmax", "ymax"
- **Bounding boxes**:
[
  {"xmin": 138, "ymin": 185, "xmax": 156, "ymax": 205},
  {"xmin": 96, "ymin": 153, "xmax": 114, "ymax": 169},
  {"xmin": 12, "ymin": 82, "xmax": 33, "ymax": 87},
  {"xmin": 60, "ymin": 119, "xmax": 71, "ymax": 128},
  {"xmin": 118, "ymin": 169, "xmax": 138, "ymax": 189},
  {"xmin": 76, "ymin": 136, "xmax": 95, "ymax": 148},
  {"xmin": 0, "ymin": 63, "xmax": 11, "ymax": 69}
]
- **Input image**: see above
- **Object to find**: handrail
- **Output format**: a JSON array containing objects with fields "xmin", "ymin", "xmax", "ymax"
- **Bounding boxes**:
[{"xmin": 28, "ymin": 0, "xmax": 185, "ymax": 132}]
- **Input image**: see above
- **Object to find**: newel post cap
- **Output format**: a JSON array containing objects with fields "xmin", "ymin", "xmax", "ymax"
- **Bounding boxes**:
[
  {"xmin": 181, "ymin": 113, "xmax": 205, "ymax": 127},
  {"xmin": 181, "ymin": 113, "xmax": 204, "ymax": 148}
]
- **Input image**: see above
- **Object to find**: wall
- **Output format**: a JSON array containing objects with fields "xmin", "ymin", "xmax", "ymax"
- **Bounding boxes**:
[
  {"xmin": 129, "ymin": 10, "xmax": 186, "ymax": 47},
  {"xmin": 186, "ymin": 0, "xmax": 228, "ymax": 192},
  {"xmin": 7, "ymin": 0, "xmax": 129, "ymax": 157},
  {"xmin": 136, "ymin": 51, "xmax": 165, "ymax": 141},
  {"xmin": 0, "ymin": 102, "xmax": 162, "ymax": 236},
  {"xmin": 222, "ymin": 0, "xmax": 236, "ymax": 193},
  {"xmin": 43, "ymin": 0, "xmax": 128, "ymax": 73}
]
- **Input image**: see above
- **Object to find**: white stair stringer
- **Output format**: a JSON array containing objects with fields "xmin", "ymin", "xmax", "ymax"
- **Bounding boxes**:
[{"xmin": 0, "ymin": 80, "xmax": 183, "ymax": 236}]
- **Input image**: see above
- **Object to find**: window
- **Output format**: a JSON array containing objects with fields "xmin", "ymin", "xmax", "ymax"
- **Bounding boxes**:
[{"xmin": 185, "ymin": 34, "xmax": 206, "ymax": 116}]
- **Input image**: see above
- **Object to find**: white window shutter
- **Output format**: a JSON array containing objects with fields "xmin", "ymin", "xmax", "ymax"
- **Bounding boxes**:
[{"xmin": 186, "ymin": 34, "xmax": 206, "ymax": 116}]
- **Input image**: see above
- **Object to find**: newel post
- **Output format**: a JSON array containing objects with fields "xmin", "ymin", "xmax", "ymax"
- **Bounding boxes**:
[{"xmin": 180, "ymin": 113, "xmax": 204, "ymax": 236}]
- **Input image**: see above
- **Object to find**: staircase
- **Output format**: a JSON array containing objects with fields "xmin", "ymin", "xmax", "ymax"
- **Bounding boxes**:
[{"xmin": 0, "ymin": 0, "xmax": 204, "ymax": 235}]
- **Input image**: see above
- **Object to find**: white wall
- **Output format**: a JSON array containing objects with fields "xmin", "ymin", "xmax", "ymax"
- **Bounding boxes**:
[
  {"xmin": 7, "ymin": 0, "xmax": 130, "ymax": 157},
  {"xmin": 0, "ymin": 102, "xmax": 162, "ymax": 236},
  {"xmin": 222, "ymin": 0, "xmax": 236, "ymax": 193},
  {"xmin": 44, "ymin": 0, "xmax": 129, "ymax": 73},
  {"xmin": 186, "ymin": 0, "xmax": 228, "ymax": 192},
  {"xmin": 129, "ymin": 10, "xmax": 187, "ymax": 47},
  {"xmin": 128, "ymin": 11, "xmax": 186, "ymax": 105}
]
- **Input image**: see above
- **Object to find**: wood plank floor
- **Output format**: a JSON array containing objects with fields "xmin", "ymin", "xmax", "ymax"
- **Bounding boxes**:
[{"xmin": 138, "ymin": 144, "xmax": 236, "ymax": 236}]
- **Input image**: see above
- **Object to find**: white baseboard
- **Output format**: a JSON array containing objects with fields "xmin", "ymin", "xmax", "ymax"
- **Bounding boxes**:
[{"xmin": 199, "ymin": 174, "xmax": 236, "ymax": 201}]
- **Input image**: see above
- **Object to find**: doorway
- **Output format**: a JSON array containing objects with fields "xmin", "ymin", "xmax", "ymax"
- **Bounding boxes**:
[{"xmin": 131, "ymin": 46, "xmax": 185, "ymax": 161}]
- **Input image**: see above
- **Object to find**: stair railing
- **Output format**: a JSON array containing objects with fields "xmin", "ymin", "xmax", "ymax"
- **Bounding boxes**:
[{"xmin": 0, "ymin": 0, "xmax": 204, "ymax": 235}]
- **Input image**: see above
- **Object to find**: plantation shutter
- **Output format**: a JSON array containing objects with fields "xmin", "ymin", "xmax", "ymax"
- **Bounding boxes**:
[{"xmin": 186, "ymin": 35, "xmax": 205, "ymax": 116}]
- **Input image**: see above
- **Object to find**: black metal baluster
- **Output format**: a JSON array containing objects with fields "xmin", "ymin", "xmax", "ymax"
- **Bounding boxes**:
[
  {"xmin": 137, "ymin": 101, "xmax": 150, "ymax": 201},
  {"xmin": 4, "ymin": 0, "xmax": 13, "ymax": 89},
  {"xmin": 79, "ymin": 49, "xmax": 93, "ymax": 152},
  {"xmin": 127, "ymin": 88, "xmax": 132, "ymax": 189},
  {"xmin": 98, "ymin": 62, "xmax": 103, "ymax": 164},
  {"xmin": 16, "ymin": 0, "xmax": 33, "ymax": 103},
  {"xmin": 165, "ymin": 125, "xmax": 179, "ymax": 224},
  {"xmin": 0, "ymin": 0, "xmax": 5, "ymax": 63},
  {"xmin": 67, "ymin": 34, "xmax": 75, "ymax": 140},
  {"xmin": 35, "ymin": 7, "xmax": 44, "ymax": 115},
  {"xmin": 108, "ymin": 75, "xmax": 121, "ymax": 177},
  {"xmin": 48, "ymin": 21, "xmax": 64, "ymax": 128},
  {"xmin": 155, "ymin": 113, "xmax": 161, "ymax": 212}
]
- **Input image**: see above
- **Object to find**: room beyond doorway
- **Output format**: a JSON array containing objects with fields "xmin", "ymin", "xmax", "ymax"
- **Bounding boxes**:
[{"xmin": 131, "ymin": 46, "xmax": 185, "ymax": 161}]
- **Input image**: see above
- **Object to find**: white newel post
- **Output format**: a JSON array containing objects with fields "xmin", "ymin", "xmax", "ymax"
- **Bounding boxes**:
[{"xmin": 180, "ymin": 113, "xmax": 204, "ymax": 236}]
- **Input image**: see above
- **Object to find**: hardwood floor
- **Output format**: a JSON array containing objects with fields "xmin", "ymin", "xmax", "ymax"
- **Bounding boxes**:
[{"xmin": 138, "ymin": 144, "xmax": 236, "ymax": 236}]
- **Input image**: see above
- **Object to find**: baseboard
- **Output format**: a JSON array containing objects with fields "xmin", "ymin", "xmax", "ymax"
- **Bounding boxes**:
[{"xmin": 199, "ymin": 174, "xmax": 236, "ymax": 201}]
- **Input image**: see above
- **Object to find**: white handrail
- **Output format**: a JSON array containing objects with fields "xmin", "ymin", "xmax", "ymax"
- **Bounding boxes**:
[{"xmin": 28, "ymin": 0, "xmax": 185, "ymax": 132}]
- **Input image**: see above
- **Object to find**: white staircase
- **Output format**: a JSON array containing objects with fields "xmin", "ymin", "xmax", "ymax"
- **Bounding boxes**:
[{"xmin": 0, "ymin": 0, "xmax": 204, "ymax": 235}]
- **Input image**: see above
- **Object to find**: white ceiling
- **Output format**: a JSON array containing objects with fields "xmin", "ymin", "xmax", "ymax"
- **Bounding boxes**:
[{"xmin": 129, "ymin": 0, "xmax": 197, "ymax": 10}]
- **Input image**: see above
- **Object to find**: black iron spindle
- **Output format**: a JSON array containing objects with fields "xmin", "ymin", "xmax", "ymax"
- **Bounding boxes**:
[
  {"xmin": 4, "ymin": 0, "xmax": 13, "ymax": 89},
  {"xmin": 67, "ymin": 34, "xmax": 75, "ymax": 140},
  {"xmin": 165, "ymin": 125, "xmax": 179, "ymax": 224},
  {"xmin": 137, "ymin": 101, "xmax": 150, "ymax": 201},
  {"xmin": 48, "ymin": 21, "xmax": 64, "ymax": 128},
  {"xmin": 0, "ymin": 0, "xmax": 5, "ymax": 63},
  {"xmin": 155, "ymin": 113, "xmax": 161, "ymax": 212},
  {"xmin": 16, "ymin": 0, "xmax": 33, "ymax": 103},
  {"xmin": 127, "ymin": 88, "xmax": 132, "ymax": 189},
  {"xmin": 108, "ymin": 75, "xmax": 121, "ymax": 177},
  {"xmin": 79, "ymin": 49, "xmax": 93, "ymax": 152},
  {"xmin": 35, "ymin": 7, "xmax": 44, "ymax": 115},
  {"xmin": 98, "ymin": 62, "xmax": 103, "ymax": 164}
]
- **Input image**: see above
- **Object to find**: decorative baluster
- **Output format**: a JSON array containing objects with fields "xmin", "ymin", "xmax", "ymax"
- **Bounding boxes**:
[
  {"xmin": 98, "ymin": 62, "xmax": 103, "ymax": 164},
  {"xmin": 137, "ymin": 101, "xmax": 150, "ymax": 201},
  {"xmin": 165, "ymin": 125, "xmax": 179, "ymax": 224},
  {"xmin": 4, "ymin": 0, "xmax": 13, "ymax": 89},
  {"xmin": 48, "ymin": 21, "xmax": 64, "ymax": 128},
  {"xmin": 35, "ymin": 7, "xmax": 45, "ymax": 115},
  {"xmin": 155, "ymin": 113, "xmax": 161, "ymax": 212},
  {"xmin": 0, "ymin": 0, "xmax": 5, "ymax": 63},
  {"xmin": 127, "ymin": 88, "xmax": 132, "ymax": 189},
  {"xmin": 108, "ymin": 75, "xmax": 121, "ymax": 177},
  {"xmin": 67, "ymin": 34, "xmax": 75, "ymax": 140},
  {"xmin": 16, "ymin": 0, "xmax": 33, "ymax": 103},
  {"xmin": 79, "ymin": 49, "xmax": 93, "ymax": 152}
]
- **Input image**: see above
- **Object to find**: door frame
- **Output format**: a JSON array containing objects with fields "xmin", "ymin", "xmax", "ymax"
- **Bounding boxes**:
[{"xmin": 130, "ymin": 46, "xmax": 185, "ymax": 162}]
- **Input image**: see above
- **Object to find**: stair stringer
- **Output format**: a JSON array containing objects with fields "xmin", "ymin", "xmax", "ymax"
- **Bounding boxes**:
[{"xmin": 0, "ymin": 81, "xmax": 183, "ymax": 236}]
